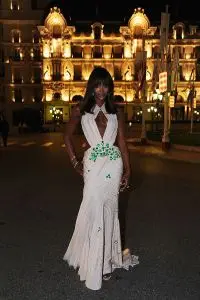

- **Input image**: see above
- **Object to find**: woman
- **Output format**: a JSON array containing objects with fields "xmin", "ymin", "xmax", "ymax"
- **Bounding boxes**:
[{"xmin": 63, "ymin": 67, "xmax": 139, "ymax": 290}]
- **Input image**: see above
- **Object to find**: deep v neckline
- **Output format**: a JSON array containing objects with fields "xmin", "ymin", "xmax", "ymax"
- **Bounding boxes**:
[{"xmin": 93, "ymin": 104, "xmax": 108, "ymax": 140}]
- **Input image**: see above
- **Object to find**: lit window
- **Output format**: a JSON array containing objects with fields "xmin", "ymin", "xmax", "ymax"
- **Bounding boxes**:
[
  {"xmin": 10, "ymin": 0, "xmax": 20, "ymax": 10},
  {"xmin": 12, "ymin": 30, "xmax": 21, "ymax": 43},
  {"xmin": 14, "ymin": 88, "xmax": 23, "ymax": 103},
  {"xmin": 53, "ymin": 25, "xmax": 62, "ymax": 39}
]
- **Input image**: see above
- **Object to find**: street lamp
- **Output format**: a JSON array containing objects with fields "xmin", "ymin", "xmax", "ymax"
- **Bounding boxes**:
[
  {"xmin": 153, "ymin": 89, "xmax": 163, "ymax": 102},
  {"xmin": 50, "ymin": 106, "xmax": 63, "ymax": 131}
]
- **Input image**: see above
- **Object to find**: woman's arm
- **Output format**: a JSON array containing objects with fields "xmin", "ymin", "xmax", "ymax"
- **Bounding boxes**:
[
  {"xmin": 117, "ymin": 108, "xmax": 131, "ymax": 190},
  {"xmin": 63, "ymin": 105, "xmax": 83, "ymax": 175}
]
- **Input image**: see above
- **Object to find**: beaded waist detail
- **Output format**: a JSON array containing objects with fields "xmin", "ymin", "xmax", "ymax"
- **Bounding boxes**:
[{"xmin": 89, "ymin": 141, "xmax": 121, "ymax": 162}]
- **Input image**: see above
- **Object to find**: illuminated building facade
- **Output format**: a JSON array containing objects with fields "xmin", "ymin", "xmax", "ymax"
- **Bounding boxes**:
[{"xmin": 0, "ymin": 2, "xmax": 200, "ymax": 130}]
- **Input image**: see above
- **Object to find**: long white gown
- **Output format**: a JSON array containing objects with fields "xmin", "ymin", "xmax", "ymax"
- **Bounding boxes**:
[{"xmin": 63, "ymin": 104, "xmax": 139, "ymax": 290}]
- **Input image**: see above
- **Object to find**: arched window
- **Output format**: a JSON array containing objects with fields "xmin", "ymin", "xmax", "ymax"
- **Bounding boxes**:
[
  {"xmin": 13, "ymin": 48, "xmax": 21, "ymax": 61},
  {"xmin": 10, "ymin": 0, "xmax": 20, "ymax": 10},
  {"xmin": 176, "ymin": 27, "xmax": 183, "ymax": 39},
  {"xmin": 14, "ymin": 88, "xmax": 22, "ymax": 102},
  {"xmin": 12, "ymin": 30, "xmax": 21, "ymax": 43},
  {"xmin": 54, "ymin": 92, "xmax": 61, "ymax": 100},
  {"xmin": 92, "ymin": 23, "xmax": 103, "ymax": 40},
  {"xmin": 53, "ymin": 25, "xmax": 62, "ymax": 38},
  {"xmin": 173, "ymin": 23, "xmax": 185, "ymax": 40},
  {"xmin": 94, "ymin": 26, "xmax": 101, "ymax": 40}
]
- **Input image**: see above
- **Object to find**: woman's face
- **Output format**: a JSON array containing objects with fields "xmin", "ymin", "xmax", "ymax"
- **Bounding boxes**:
[{"xmin": 94, "ymin": 83, "xmax": 109, "ymax": 103}]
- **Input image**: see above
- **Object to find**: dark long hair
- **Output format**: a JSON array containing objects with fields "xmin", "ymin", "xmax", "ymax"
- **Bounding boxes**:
[{"xmin": 80, "ymin": 67, "xmax": 117, "ymax": 114}]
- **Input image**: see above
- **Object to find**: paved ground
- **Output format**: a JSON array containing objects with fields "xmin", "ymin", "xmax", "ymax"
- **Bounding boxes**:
[{"xmin": 0, "ymin": 133, "xmax": 200, "ymax": 300}]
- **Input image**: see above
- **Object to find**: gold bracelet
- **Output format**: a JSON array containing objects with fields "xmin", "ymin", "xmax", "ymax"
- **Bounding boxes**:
[{"xmin": 73, "ymin": 161, "xmax": 79, "ymax": 168}]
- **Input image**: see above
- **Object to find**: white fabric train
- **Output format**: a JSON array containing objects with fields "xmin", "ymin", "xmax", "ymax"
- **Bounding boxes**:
[{"xmin": 63, "ymin": 104, "xmax": 139, "ymax": 290}]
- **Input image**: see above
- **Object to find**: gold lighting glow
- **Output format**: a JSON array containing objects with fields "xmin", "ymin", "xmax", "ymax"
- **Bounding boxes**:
[
  {"xmin": 30, "ymin": 49, "xmax": 34, "ymax": 58},
  {"xmin": 46, "ymin": 91, "xmax": 52, "ymax": 101},
  {"xmin": 63, "ymin": 44, "xmax": 71, "ymax": 58},
  {"xmin": 132, "ymin": 39, "xmax": 137, "ymax": 54},
  {"xmin": 82, "ymin": 64, "xmax": 93, "ymax": 80},
  {"xmin": 185, "ymin": 53, "xmax": 191, "ymax": 59},
  {"xmin": 63, "ymin": 70, "xmax": 71, "ymax": 81},
  {"xmin": 146, "ymin": 43, "xmax": 152, "ymax": 58},
  {"xmin": 128, "ymin": 7, "xmax": 150, "ymax": 35},
  {"xmin": 45, "ymin": 7, "xmax": 66, "ymax": 31},
  {"xmin": 43, "ymin": 63, "xmax": 51, "ymax": 81},
  {"xmin": 20, "ymin": 51, "xmax": 23, "ymax": 60},
  {"xmin": 126, "ymin": 91, "xmax": 134, "ymax": 102},
  {"xmin": 103, "ymin": 46, "xmax": 112, "ymax": 59},
  {"xmin": 62, "ymin": 90, "xmax": 69, "ymax": 101},
  {"xmin": 146, "ymin": 70, "xmax": 151, "ymax": 81},
  {"xmin": 124, "ymin": 43, "xmax": 132, "ymax": 58},
  {"xmin": 43, "ymin": 44, "xmax": 50, "ymax": 58}
]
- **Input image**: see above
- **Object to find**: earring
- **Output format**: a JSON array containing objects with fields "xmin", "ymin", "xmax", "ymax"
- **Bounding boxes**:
[{"xmin": 92, "ymin": 92, "xmax": 95, "ymax": 96}]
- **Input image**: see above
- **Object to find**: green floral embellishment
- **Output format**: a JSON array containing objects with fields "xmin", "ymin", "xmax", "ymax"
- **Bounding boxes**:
[
  {"xmin": 106, "ymin": 174, "xmax": 111, "ymax": 179},
  {"xmin": 89, "ymin": 141, "xmax": 121, "ymax": 162}
]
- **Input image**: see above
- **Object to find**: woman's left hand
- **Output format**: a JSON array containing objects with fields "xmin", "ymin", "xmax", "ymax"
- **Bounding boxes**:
[{"xmin": 120, "ymin": 171, "xmax": 130, "ymax": 192}]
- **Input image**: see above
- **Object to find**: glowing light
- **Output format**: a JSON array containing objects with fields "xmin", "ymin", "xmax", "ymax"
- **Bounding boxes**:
[
  {"xmin": 146, "ymin": 43, "xmax": 152, "ymax": 58},
  {"xmin": 184, "ymin": 72, "xmax": 191, "ymax": 81},
  {"xmin": 185, "ymin": 53, "xmax": 191, "ymax": 59},
  {"xmin": 46, "ymin": 91, "xmax": 52, "ymax": 101},
  {"xmin": 10, "ymin": 1, "xmax": 20, "ymax": 10},
  {"xmin": 64, "ymin": 70, "xmax": 71, "ymax": 81},
  {"xmin": 126, "ymin": 73, "xmax": 133, "ymax": 81},
  {"xmin": 43, "ymin": 44, "xmax": 50, "ymax": 58},
  {"xmin": 173, "ymin": 30, "xmax": 176, "ymax": 39},
  {"xmin": 44, "ymin": 73, "xmax": 51, "ymax": 81},
  {"xmin": 45, "ymin": 7, "xmax": 66, "ymax": 30},
  {"xmin": 63, "ymin": 46, "xmax": 71, "ymax": 58},
  {"xmin": 124, "ymin": 44, "xmax": 132, "ymax": 58},
  {"xmin": 128, "ymin": 7, "xmax": 150, "ymax": 34},
  {"xmin": 61, "ymin": 89, "xmax": 70, "ymax": 101},
  {"xmin": 132, "ymin": 39, "xmax": 137, "ymax": 54},
  {"xmin": 103, "ymin": 46, "xmax": 112, "ymax": 59},
  {"xmin": 146, "ymin": 70, "xmax": 151, "ymax": 81},
  {"xmin": 44, "ymin": 65, "xmax": 51, "ymax": 81}
]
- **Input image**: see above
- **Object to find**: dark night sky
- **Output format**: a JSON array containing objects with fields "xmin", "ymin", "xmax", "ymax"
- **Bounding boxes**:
[{"xmin": 45, "ymin": 0, "xmax": 198, "ymax": 24}]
